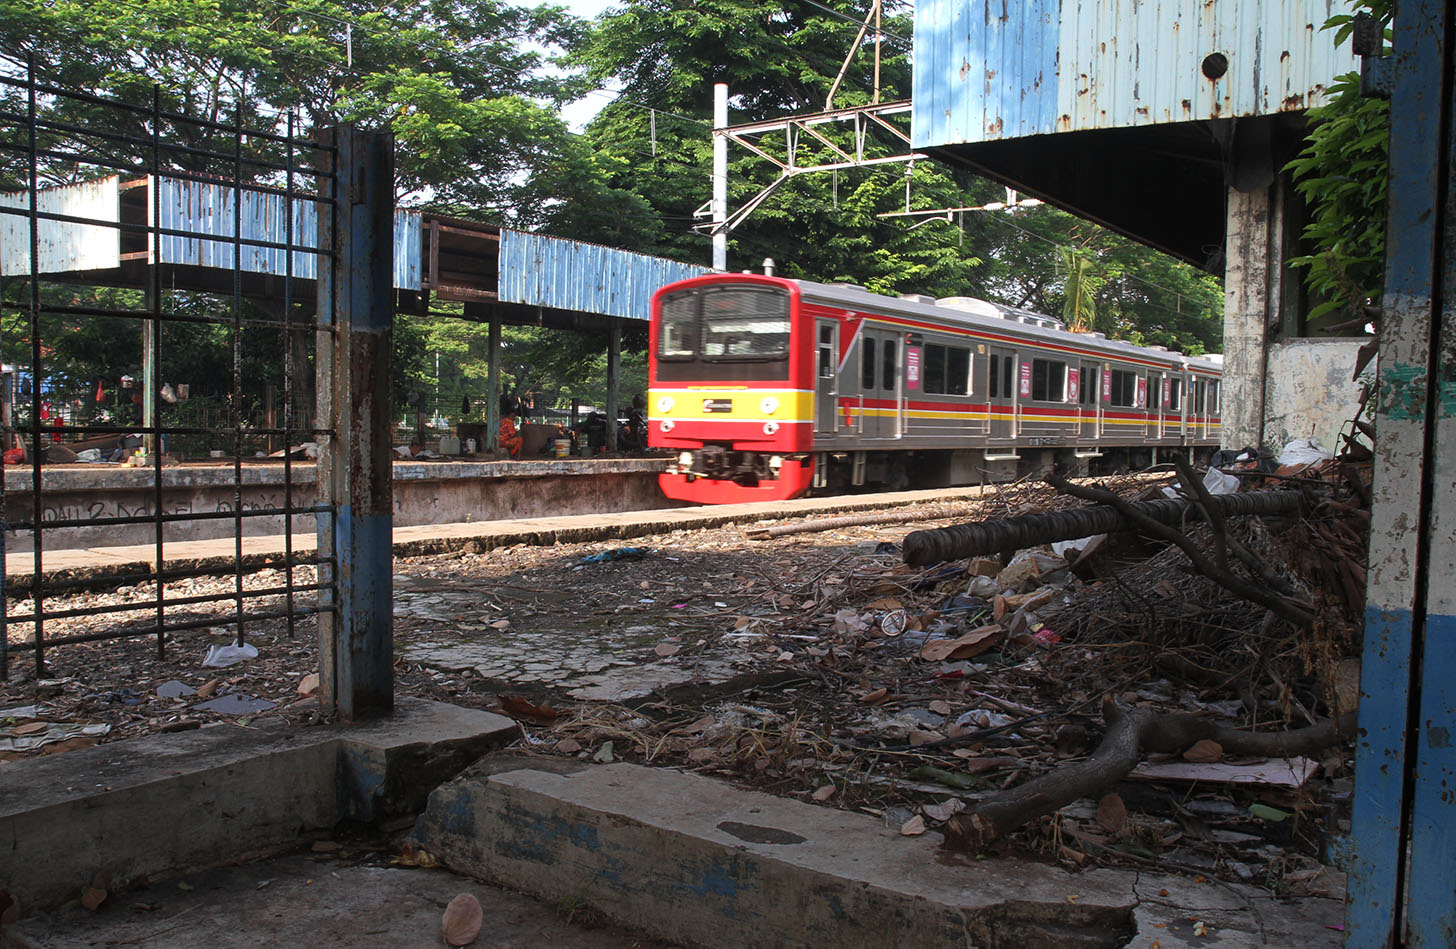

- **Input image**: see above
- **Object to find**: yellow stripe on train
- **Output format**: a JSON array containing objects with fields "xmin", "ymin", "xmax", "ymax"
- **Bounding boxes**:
[{"xmin": 649, "ymin": 388, "xmax": 814, "ymax": 423}]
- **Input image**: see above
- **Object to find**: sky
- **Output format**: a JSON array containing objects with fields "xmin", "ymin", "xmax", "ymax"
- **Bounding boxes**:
[{"xmin": 554, "ymin": 0, "xmax": 621, "ymax": 129}]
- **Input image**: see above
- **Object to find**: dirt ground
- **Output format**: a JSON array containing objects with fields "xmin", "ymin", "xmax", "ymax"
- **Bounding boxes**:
[{"xmin": 1, "ymin": 477, "xmax": 1355, "ymax": 900}]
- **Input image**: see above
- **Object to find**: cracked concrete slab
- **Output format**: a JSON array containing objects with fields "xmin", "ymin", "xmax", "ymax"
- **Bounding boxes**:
[{"xmin": 414, "ymin": 761, "xmax": 1344, "ymax": 949}]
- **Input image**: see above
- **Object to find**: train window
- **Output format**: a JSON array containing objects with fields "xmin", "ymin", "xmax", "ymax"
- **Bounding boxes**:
[
  {"xmin": 1109, "ymin": 369, "xmax": 1138, "ymax": 407},
  {"xmin": 922, "ymin": 344, "xmax": 970, "ymax": 395},
  {"xmin": 988, "ymin": 355, "xmax": 1000, "ymax": 398},
  {"xmin": 881, "ymin": 338, "xmax": 897, "ymax": 392},
  {"xmin": 1002, "ymin": 356, "xmax": 1014, "ymax": 398},
  {"xmin": 1031, "ymin": 359, "xmax": 1066, "ymax": 401},
  {"xmin": 1080, "ymin": 364, "xmax": 1098, "ymax": 405},
  {"xmin": 862, "ymin": 337, "xmax": 877, "ymax": 390},
  {"xmin": 700, "ymin": 288, "xmax": 790, "ymax": 359},
  {"xmin": 1167, "ymin": 379, "xmax": 1181, "ymax": 410},
  {"xmin": 1207, "ymin": 380, "xmax": 1220, "ymax": 413},
  {"xmin": 658, "ymin": 291, "xmax": 698, "ymax": 359},
  {"xmin": 946, "ymin": 346, "xmax": 969, "ymax": 395},
  {"xmin": 818, "ymin": 325, "xmax": 835, "ymax": 378}
]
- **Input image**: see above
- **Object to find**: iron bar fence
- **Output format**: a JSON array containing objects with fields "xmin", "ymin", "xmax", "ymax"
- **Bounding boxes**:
[{"xmin": 0, "ymin": 60, "xmax": 340, "ymax": 680}]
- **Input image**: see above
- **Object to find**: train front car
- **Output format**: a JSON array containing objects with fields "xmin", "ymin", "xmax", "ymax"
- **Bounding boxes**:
[{"xmin": 648, "ymin": 275, "xmax": 815, "ymax": 503}]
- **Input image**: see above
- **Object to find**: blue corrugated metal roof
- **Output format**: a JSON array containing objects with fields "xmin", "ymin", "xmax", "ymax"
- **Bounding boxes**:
[
  {"xmin": 153, "ymin": 177, "xmax": 421, "ymax": 289},
  {"xmin": 912, "ymin": 0, "xmax": 1360, "ymax": 148},
  {"xmin": 497, "ymin": 229, "xmax": 710, "ymax": 321}
]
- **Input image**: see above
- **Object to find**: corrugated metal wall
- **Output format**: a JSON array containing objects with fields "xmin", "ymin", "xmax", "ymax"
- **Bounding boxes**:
[
  {"xmin": 912, "ymin": 0, "xmax": 1360, "ymax": 148},
  {"xmin": 0, "ymin": 176, "xmax": 120, "ymax": 276},
  {"xmin": 151, "ymin": 177, "xmax": 421, "ymax": 290},
  {"xmin": 497, "ymin": 229, "xmax": 710, "ymax": 321}
]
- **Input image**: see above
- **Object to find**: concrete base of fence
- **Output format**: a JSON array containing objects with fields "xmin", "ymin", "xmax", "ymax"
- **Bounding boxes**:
[{"xmin": 0, "ymin": 698, "xmax": 514, "ymax": 912}]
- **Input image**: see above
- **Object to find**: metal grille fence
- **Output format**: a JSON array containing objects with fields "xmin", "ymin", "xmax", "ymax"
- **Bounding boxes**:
[{"xmin": 0, "ymin": 60, "xmax": 339, "ymax": 680}]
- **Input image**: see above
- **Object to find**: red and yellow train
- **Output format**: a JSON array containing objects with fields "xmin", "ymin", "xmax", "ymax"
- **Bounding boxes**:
[{"xmin": 647, "ymin": 273, "xmax": 1222, "ymax": 504}]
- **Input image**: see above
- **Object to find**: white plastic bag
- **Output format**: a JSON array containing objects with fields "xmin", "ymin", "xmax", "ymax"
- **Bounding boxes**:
[
  {"xmin": 1278, "ymin": 438, "xmax": 1333, "ymax": 467},
  {"xmin": 202, "ymin": 642, "xmax": 258, "ymax": 668},
  {"xmin": 1202, "ymin": 466, "xmax": 1240, "ymax": 496}
]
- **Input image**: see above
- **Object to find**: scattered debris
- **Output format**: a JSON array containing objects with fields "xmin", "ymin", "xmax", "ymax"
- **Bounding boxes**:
[{"xmin": 201, "ymin": 642, "xmax": 259, "ymax": 669}]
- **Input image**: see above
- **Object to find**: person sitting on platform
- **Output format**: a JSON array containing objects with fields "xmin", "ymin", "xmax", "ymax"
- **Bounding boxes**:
[{"xmin": 498, "ymin": 394, "xmax": 523, "ymax": 459}]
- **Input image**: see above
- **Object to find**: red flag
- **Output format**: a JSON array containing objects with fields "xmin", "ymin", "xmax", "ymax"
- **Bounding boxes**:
[{"xmin": 96, "ymin": 379, "xmax": 104, "ymax": 402}]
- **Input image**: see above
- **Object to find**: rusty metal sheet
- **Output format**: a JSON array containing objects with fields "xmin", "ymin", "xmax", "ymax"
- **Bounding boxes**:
[
  {"xmin": 912, "ymin": 0, "xmax": 1360, "ymax": 148},
  {"xmin": 0, "ymin": 175, "xmax": 120, "ymax": 275},
  {"xmin": 497, "ymin": 229, "xmax": 709, "ymax": 321}
]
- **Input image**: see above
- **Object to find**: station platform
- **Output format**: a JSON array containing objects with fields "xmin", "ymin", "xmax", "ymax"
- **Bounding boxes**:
[
  {"xmin": 3, "ymin": 455, "xmax": 676, "ymax": 554},
  {"xmin": 4, "ymin": 485, "xmax": 994, "ymax": 586}
]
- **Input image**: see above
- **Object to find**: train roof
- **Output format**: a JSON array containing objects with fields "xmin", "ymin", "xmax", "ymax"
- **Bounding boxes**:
[{"xmin": 778, "ymin": 277, "xmax": 1223, "ymax": 374}]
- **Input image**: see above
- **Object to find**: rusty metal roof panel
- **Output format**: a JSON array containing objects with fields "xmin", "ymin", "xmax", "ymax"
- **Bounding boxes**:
[
  {"xmin": 152, "ymin": 177, "xmax": 421, "ymax": 289},
  {"xmin": 0, "ymin": 176, "xmax": 121, "ymax": 276},
  {"xmin": 911, "ymin": 0, "xmax": 1360, "ymax": 147},
  {"xmin": 497, "ymin": 230, "xmax": 709, "ymax": 320}
]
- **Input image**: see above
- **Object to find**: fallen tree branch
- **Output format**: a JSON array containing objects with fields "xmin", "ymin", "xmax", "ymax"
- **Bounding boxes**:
[
  {"xmin": 1043, "ymin": 471, "xmax": 1316, "ymax": 629},
  {"xmin": 941, "ymin": 699, "xmax": 1355, "ymax": 852}
]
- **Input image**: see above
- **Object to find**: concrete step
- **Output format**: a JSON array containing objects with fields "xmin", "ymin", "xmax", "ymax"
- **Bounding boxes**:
[
  {"xmin": 415, "ymin": 760, "xmax": 1344, "ymax": 948},
  {"xmin": 0, "ymin": 699, "xmax": 515, "ymax": 912}
]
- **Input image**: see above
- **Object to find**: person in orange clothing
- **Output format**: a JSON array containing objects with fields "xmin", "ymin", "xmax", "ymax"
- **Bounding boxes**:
[{"xmin": 498, "ymin": 394, "xmax": 523, "ymax": 458}]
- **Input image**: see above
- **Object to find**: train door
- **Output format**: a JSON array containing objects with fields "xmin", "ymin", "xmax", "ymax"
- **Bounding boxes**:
[
  {"xmin": 1079, "ymin": 360, "xmax": 1100, "ymax": 439},
  {"xmin": 814, "ymin": 319, "xmax": 838, "ymax": 436},
  {"xmin": 988, "ymin": 346, "xmax": 1016, "ymax": 438},
  {"xmin": 1138, "ymin": 372, "xmax": 1152, "ymax": 438},
  {"xmin": 1167, "ymin": 376, "xmax": 1184, "ymax": 439},
  {"xmin": 861, "ymin": 327, "xmax": 900, "ymax": 438}
]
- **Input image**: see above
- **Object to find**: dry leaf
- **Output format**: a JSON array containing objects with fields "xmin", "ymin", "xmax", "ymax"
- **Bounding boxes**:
[
  {"xmin": 498, "ymin": 695, "xmax": 558, "ymax": 725},
  {"xmin": 310, "ymin": 840, "xmax": 340, "ymax": 853},
  {"xmin": 900, "ymin": 815, "xmax": 927, "ymax": 836},
  {"xmin": 1183, "ymin": 739, "xmax": 1223, "ymax": 763},
  {"xmin": 687, "ymin": 747, "xmax": 714, "ymax": 763},
  {"xmin": 555, "ymin": 738, "xmax": 582, "ymax": 754},
  {"xmin": 929, "ymin": 700, "xmax": 951, "ymax": 716},
  {"xmin": 391, "ymin": 842, "xmax": 438, "ymax": 869},
  {"xmin": 296, "ymin": 672, "xmax": 319, "ymax": 697},
  {"xmin": 866, "ymin": 597, "xmax": 903, "ymax": 610},
  {"xmin": 733, "ymin": 616, "xmax": 752, "ymax": 629},
  {"xmin": 775, "ymin": 651, "xmax": 795, "ymax": 662},
  {"xmin": 679, "ymin": 715, "xmax": 716, "ymax": 735},
  {"xmin": 859, "ymin": 687, "xmax": 888, "ymax": 704},
  {"xmin": 80, "ymin": 886, "xmax": 107, "ymax": 911},
  {"xmin": 812, "ymin": 784, "xmax": 836, "ymax": 801},
  {"xmin": 908, "ymin": 729, "xmax": 943, "ymax": 746},
  {"xmin": 593, "ymin": 741, "xmax": 615, "ymax": 763},
  {"xmin": 11, "ymin": 721, "xmax": 49, "ymax": 736},
  {"xmin": 442, "ymin": 893, "xmax": 484, "ymax": 946},
  {"xmin": 1059, "ymin": 845, "xmax": 1087, "ymax": 865},
  {"xmin": 922, "ymin": 799, "xmax": 965, "ymax": 822},
  {"xmin": 654, "ymin": 642, "xmax": 681, "ymax": 657},
  {"xmin": 919, "ymin": 626, "xmax": 1003, "ymax": 662},
  {"xmin": 490, "ymin": 619, "xmax": 511, "ymax": 629},
  {"xmin": 1096, "ymin": 793, "xmax": 1128, "ymax": 835},
  {"xmin": 195, "ymin": 679, "xmax": 219, "ymax": 699}
]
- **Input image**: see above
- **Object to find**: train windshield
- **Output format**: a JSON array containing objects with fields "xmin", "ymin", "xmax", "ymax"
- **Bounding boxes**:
[{"xmin": 656, "ymin": 285, "xmax": 791, "ymax": 381}]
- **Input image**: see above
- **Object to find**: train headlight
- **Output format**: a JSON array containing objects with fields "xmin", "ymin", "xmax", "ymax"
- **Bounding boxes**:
[
  {"xmin": 678, "ymin": 451, "xmax": 694, "ymax": 467},
  {"xmin": 759, "ymin": 396, "xmax": 780, "ymax": 415},
  {"xmin": 763, "ymin": 421, "xmax": 779, "ymax": 435},
  {"xmin": 660, "ymin": 419, "xmax": 675, "ymax": 433},
  {"xmin": 656, "ymin": 395, "xmax": 675, "ymax": 414}
]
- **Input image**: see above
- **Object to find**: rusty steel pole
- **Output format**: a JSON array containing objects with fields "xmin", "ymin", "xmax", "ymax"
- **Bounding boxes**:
[{"xmin": 315, "ymin": 125, "xmax": 395, "ymax": 720}]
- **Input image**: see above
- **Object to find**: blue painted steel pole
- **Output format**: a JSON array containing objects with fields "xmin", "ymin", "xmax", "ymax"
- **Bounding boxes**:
[
  {"xmin": 315, "ymin": 126, "xmax": 395, "ymax": 720},
  {"xmin": 1346, "ymin": 0, "xmax": 1454, "ymax": 944}
]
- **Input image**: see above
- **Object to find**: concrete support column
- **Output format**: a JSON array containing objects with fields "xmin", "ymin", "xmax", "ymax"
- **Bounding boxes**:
[
  {"xmin": 605, "ymin": 321, "xmax": 620, "ymax": 452},
  {"xmin": 487, "ymin": 317, "xmax": 500, "ymax": 451},
  {"xmin": 1220, "ymin": 187, "xmax": 1276, "ymax": 451},
  {"xmin": 314, "ymin": 126, "xmax": 395, "ymax": 721}
]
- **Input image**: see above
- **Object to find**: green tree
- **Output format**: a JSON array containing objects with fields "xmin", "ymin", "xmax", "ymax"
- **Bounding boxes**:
[{"xmin": 1284, "ymin": 1, "xmax": 1390, "ymax": 329}]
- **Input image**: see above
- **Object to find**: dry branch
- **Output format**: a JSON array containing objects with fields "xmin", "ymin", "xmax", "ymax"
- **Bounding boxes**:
[{"xmin": 942, "ymin": 699, "xmax": 1355, "ymax": 852}]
